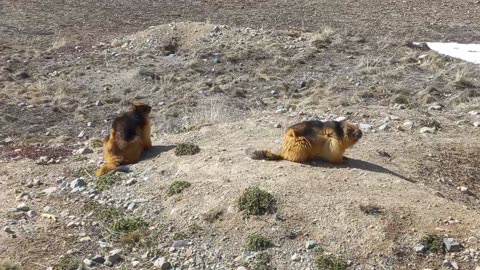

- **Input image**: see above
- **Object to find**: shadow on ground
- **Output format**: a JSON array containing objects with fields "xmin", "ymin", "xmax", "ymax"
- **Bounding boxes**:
[
  {"xmin": 308, "ymin": 157, "xmax": 416, "ymax": 183},
  {"xmin": 142, "ymin": 145, "xmax": 176, "ymax": 160}
]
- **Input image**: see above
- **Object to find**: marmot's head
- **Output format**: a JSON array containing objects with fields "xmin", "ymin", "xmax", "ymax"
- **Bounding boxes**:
[
  {"xmin": 340, "ymin": 120, "xmax": 362, "ymax": 148},
  {"xmin": 128, "ymin": 102, "xmax": 152, "ymax": 116}
]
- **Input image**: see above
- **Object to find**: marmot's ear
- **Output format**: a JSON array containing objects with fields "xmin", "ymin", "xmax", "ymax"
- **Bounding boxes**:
[
  {"xmin": 127, "ymin": 102, "xmax": 136, "ymax": 111},
  {"xmin": 144, "ymin": 105, "xmax": 152, "ymax": 114}
]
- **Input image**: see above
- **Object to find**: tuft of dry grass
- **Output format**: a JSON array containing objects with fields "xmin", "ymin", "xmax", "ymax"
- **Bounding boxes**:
[
  {"xmin": 452, "ymin": 69, "xmax": 476, "ymax": 89},
  {"xmin": 359, "ymin": 204, "xmax": 383, "ymax": 215},
  {"xmin": 310, "ymin": 27, "xmax": 335, "ymax": 49}
]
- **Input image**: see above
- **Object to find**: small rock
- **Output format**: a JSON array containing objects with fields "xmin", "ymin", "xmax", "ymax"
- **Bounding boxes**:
[
  {"xmin": 474, "ymin": 121, "xmax": 480, "ymax": 128},
  {"xmin": 3, "ymin": 226, "xmax": 14, "ymax": 234},
  {"xmin": 274, "ymin": 123, "xmax": 282, "ymax": 128},
  {"xmin": 335, "ymin": 116, "xmax": 347, "ymax": 122},
  {"xmin": 105, "ymin": 251, "xmax": 122, "ymax": 265},
  {"xmin": 306, "ymin": 240, "xmax": 317, "ymax": 249},
  {"xmin": 429, "ymin": 103, "xmax": 444, "ymax": 111},
  {"xmin": 173, "ymin": 240, "xmax": 189, "ymax": 248},
  {"xmin": 458, "ymin": 186, "xmax": 469, "ymax": 193},
  {"xmin": 469, "ymin": 110, "xmax": 479, "ymax": 116},
  {"xmin": 237, "ymin": 267, "xmax": 248, "ymax": 270},
  {"xmin": 77, "ymin": 130, "xmax": 85, "ymax": 138},
  {"xmin": 125, "ymin": 179, "xmax": 137, "ymax": 186},
  {"xmin": 420, "ymin": 127, "xmax": 436, "ymax": 134},
  {"xmin": 116, "ymin": 166, "xmax": 131, "ymax": 173},
  {"xmin": 360, "ymin": 123, "xmax": 372, "ymax": 131},
  {"xmin": 132, "ymin": 260, "xmax": 140, "ymax": 267},
  {"xmin": 95, "ymin": 100, "xmax": 103, "ymax": 106},
  {"xmin": 16, "ymin": 203, "xmax": 30, "ymax": 212},
  {"xmin": 127, "ymin": 202, "xmax": 136, "ymax": 211},
  {"xmin": 378, "ymin": 123, "xmax": 390, "ymax": 131},
  {"xmin": 66, "ymin": 222, "xmax": 79, "ymax": 228},
  {"xmin": 76, "ymin": 147, "xmax": 93, "ymax": 155},
  {"xmin": 98, "ymin": 241, "xmax": 112, "ymax": 249},
  {"xmin": 26, "ymin": 210, "xmax": 37, "ymax": 218},
  {"xmin": 415, "ymin": 244, "xmax": 426, "ymax": 253},
  {"xmin": 403, "ymin": 120, "xmax": 414, "ymax": 130},
  {"xmin": 393, "ymin": 103, "xmax": 406, "ymax": 110},
  {"xmin": 79, "ymin": 237, "xmax": 92, "ymax": 242},
  {"xmin": 153, "ymin": 257, "xmax": 172, "ymax": 269},
  {"xmin": 2, "ymin": 137, "xmax": 13, "ymax": 144},
  {"xmin": 444, "ymin": 238, "xmax": 464, "ymax": 252},
  {"xmin": 291, "ymin": 253, "xmax": 301, "ymax": 262},
  {"xmin": 70, "ymin": 178, "xmax": 86, "ymax": 189},
  {"xmin": 443, "ymin": 260, "xmax": 453, "ymax": 268}
]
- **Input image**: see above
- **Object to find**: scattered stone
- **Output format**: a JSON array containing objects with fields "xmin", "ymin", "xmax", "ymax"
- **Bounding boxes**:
[
  {"xmin": 429, "ymin": 103, "xmax": 444, "ymax": 111},
  {"xmin": 403, "ymin": 120, "xmax": 414, "ymax": 130},
  {"xmin": 132, "ymin": 260, "xmax": 140, "ymax": 267},
  {"xmin": 70, "ymin": 178, "xmax": 86, "ymax": 189},
  {"xmin": 306, "ymin": 240, "xmax": 317, "ymax": 249},
  {"xmin": 415, "ymin": 244, "xmax": 426, "ymax": 253},
  {"xmin": 78, "ymin": 130, "xmax": 85, "ymax": 138},
  {"xmin": 458, "ymin": 186, "xmax": 469, "ymax": 193},
  {"xmin": 79, "ymin": 237, "xmax": 92, "ymax": 242},
  {"xmin": 360, "ymin": 123, "xmax": 372, "ymax": 131},
  {"xmin": 116, "ymin": 166, "xmax": 131, "ymax": 173},
  {"xmin": 153, "ymin": 257, "xmax": 172, "ymax": 269},
  {"xmin": 335, "ymin": 116, "xmax": 347, "ymax": 122},
  {"xmin": 237, "ymin": 267, "xmax": 248, "ymax": 270},
  {"xmin": 420, "ymin": 127, "xmax": 436, "ymax": 134},
  {"xmin": 26, "ymin": 210, "xmax": 37, "ymax": 218},
  {"xmin": 378, "ymin": 123, "xmax": 390, "ymax": 131},
  {"xmin": 98, "ymin": 241, "xmax": 112, "ymax": 249},
  {"xmin": 105, "ymin": 250, "xmax": 123, "ymax": 265},
  {"xmin": 3, "ymin": 226, "xmax": 14, "ymax": 234},
  {"xmin": 127, "ymin": 202, "xmax": 136, "ymax": 211},
  {"xmin": 443, "ymin": 260, "xmax": 453, "ymax": 268},
  {"xmin": 96, "ymin": 100, "xmax": 103, "ymax": 106},
  {"xmin": 468, "ymin": 110, "xmax": 479, "ymax": 116},
  {"xmin": 125, "ymin": 179, "xmax": 137, "ymax": 186},
  {"xmin": 16, "ymin": 203, "xmax": 30, "ymax": 212},
  {"xmin": 66, "ymin": 221, "xmax": 80, "ymax": 228},
  {"xmin": 444, "ymin": 238, "xmax": 464, "ymax": 252},
  {"xmin": 474, "ymin": 121, "xmax": 480, "ymax": 128},
  {"xmin": 274, "ymin": 123, "xmax": 282, "ymax": 128},
  {"xmin": 393, "ymin": 103, "xmax": 406, "ymax": 110},
  {"xmin": 173, "ymin": 240, "xmax": 189, "ymax": 248},
  {"xmin": 291, "ymin": 253, "xmax": 301, "ymax": 262},
  {"xmin": 2, "ymin": 137, "xmax": 13, "ymax": 144},
  {"xmin": 75, "ymin": 147, "xmax": 93, "ymax": 155}
]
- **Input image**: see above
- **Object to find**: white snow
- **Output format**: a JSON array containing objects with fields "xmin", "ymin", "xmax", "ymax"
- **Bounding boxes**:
[{"xmin": 414, "ymin": 42, "xmax": 480, "ymax": 65}]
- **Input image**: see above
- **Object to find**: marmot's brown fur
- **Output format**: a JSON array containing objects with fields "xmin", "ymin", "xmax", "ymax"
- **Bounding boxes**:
[
  {"xmin": 96, "ymin": 102, "xmax": 152, "ymax": 176},
  {"xmin": 247, "ymin": 120, "xmax": 362, "ymax": 164}
]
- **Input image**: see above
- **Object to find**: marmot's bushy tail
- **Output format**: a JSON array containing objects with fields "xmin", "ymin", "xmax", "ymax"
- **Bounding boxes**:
[{"xmin": 246, "ymin": 148, "xmax": 283, "ymax": 161}]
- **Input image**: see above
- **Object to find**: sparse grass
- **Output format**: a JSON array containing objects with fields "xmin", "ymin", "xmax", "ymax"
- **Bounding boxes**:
[
  {"xmin": 452, "ymin": 70, "xmax": 475, "ymax": 89},
  {"xmin": 90, "ymin": 138, "xmax": 103, "ymax": 148},
  {"xmin": 96, "ymin": 173, "xmax": 120, "ymax": 191},
  {"xmin": 310, "ymin": 27, "xmax": 335, "ymax": 49},
  {"xmin": 0, "ymin": 260, "xmax": 21, "ymax": 270},
  {"xmin": 120, "ymin": 230, "xmax": 147, "ymax": 246},
  {"xmin": 167, "ymin": 180, "xmax": 192, "ymax": 196},
  {"xmin": 173, "ymin": 232, "xmax": 188, "ymax": 240},
  {"xmin": 359, "ymin": 204, "xmax": 383, "ymax": 215},
  {"xmin": 419, "ymin": 118, "xmax": 441, "ymax": 129},
  {"xmin": 391, "ymin": 94, "xmax": 410, "ymax": 105},
  {"xmin": 246, "ymin": 234, "xmax": 273, "ymax": 251},
  {"xmin": 187, "ymin": 223, "xmax": 203, "ymax": 235},
  {"xmin": 57, "ymin": 256, "xmax": 86, "ymax": 270},
  {"xmin": 174, "ymin": 143, "xmax": 200, "ymax": 156},
  {"xmin": 202, "ymin": 208, "xmax": 224, "ymax": 223},
  {"xmin": 419, "ymin": 234, "xmax": 444, "ymax": 254},
  {"xmin": 238, "ymin": 187, "xmax": 276, "ymax": 216},
  {"xmin": 111, "ymin": 217, "xmax": 148, "ymax": 233},
  {"xmin": 315, "ymin": 254, "xmax": 348, "ymax": 270},
  {"xmin": 83, "ymin": 201, "xmax": 122, "ymax": 222},
  {"xmin": 251, "ymin": 252, "xmax": 273, "ymax": 270}
]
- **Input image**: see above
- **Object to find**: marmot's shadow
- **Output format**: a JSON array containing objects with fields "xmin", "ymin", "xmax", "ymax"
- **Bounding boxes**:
[
  {"xmin": 308, "ymin": 157, "xmax": 416, "ymax": 183},
  {"xmin": 142, "ymin": 145, "xmax": 176, "ymax": 160}
]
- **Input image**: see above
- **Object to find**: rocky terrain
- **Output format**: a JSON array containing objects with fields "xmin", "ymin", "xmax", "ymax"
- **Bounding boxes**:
[{"xmin": 1, "ymin": 1, "xmax": 480, "ymax": 270}]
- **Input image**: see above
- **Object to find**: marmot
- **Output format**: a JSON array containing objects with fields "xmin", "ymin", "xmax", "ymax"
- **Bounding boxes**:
[
  {"xmin": 247, "ymin": 120, "xmax": 362, "ymax": 164},
  {"xmin": 96, "ymin": 102, "xmax": 152, "ymax": 176}
]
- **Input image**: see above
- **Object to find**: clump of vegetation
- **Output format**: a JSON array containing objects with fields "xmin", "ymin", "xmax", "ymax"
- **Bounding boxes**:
[
  {"xmin": 168, "ymin": 180, "xmax": 192, "ymax": 196},
  {"xmin": 359, "ymin": 204, "xmax": 383, "ymax": 215},
  {"xmin": 202, "ymin": 208, "xmax": 224, "ymax": 223},
  {"xmin": 57, "ymin": 256, "xmax": 86, "ymax": 270},
  {"xmin": 452, "ymin": 70, "xmax": 475, "ymax": 89},
  {"xmin": 174, "ymin": 143, "xmax": 200, "ymax": 156},
  {"xmin": 315, "ymin": 254, "xmax": 348, "ymax": 270},
  {"xmin": 246, "ymin": 234, "xmax": 273, "ymax": 251},
  {"xmin": 419, "ymin": 234, "xmax": 444, "ymax": 254},
  {"xmin": 120, "ymin": 230, "xmax": 147, "ymax": 246},
  {"xmin": 111, "ymin": 217, "xmax": 148, "ymax": 233},
  {"xmin": 238, "ymin": 187, "xmax": 276, "ymax": 216},
  {"xmin": 0, "ymin": 260, "xmax": 21, "ymax": 270},
  {"xmin": 96, "ymin": 173, "xmax": 120, "ymax": 191},
  {"xmin": 90, "ymin": 138, "xmax": 103, "ymax": 148},
  {"xmin": 250, "ymin": 252, "xmax": 274, "ymax": 270},
  {"xmin": 83, "ymin": 201, "xmax": 122, "ymax": 222},
  {"xmin": 310, "ymin": 27, "xmax": 335, "ymax": 49},
  {"xmin": 420, "ymin": 118, "xmax": 441, "ymax": 129},
  {"xmin": 188, "ymin": 223, "xmax": 203, "ymax": 235},
  {"xmin": 173, "ymin": 232, "xmax": 187, "ymax": 240}
]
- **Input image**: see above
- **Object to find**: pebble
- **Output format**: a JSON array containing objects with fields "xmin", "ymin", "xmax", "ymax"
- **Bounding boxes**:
[
  {"xmin": 77, "ymin": 130, "xmax": 86, "ymax": 138},
  {"xmin": 335, "ymin": 116, "xmax": 347, "ymax": 122},
  {"xmin": 468, "ymin": 110, "xmax": 479, "ymax": 116},
  {"xmin": 458, "ymin": 186, "xmax": 469, "ymax": 193},
  {"xmin": 237, "ymin": 267, "xmax": 248, "ymax": 270},
  {"xmin": 359, "ymin": 123, "xmax": 372, "ymax": 131},
  {"xmin": 274, "ymin": 123, "xmax": 282, "ymax": 128},
  {"xmin": 378, "ymin": 123, "xmax": 390, "ymax": 131},
  {"xmin": 105, "ymin": 250, "xmax": 123, "ymax": 265},
  {"xmin": 70, "ymin": 178, "xmax": 86, "ymax": 189},
  {"xmin": 291, "ymin": 253, "xmax": 301, "ymax": 262},
  {"xmin": 127, "ymin": 202, "xmax": 136, "ymax": 211},
  {"xmin": 429, "ymin": 103, "xmax": 444, "ymax": 111},
  {"xmin": 474, "ymin": 121, "xmax": 480, "ymax": 128},
  {"xmin": 42, "ymin": 187, "xmax": 58, "ymax": 195},
  {"xmin": 173, "ymin": 240, "xmax": 189, "ymax": 248},
  {"xmin": 16, "ymin": 203, "xmax": 30, "ymax": 212},
  {"xmin": 96, "ymin": 100, "xmax": 103, "ymax": 106},
  {"xmin": 26, "ymin": 210, "xmax": 37, "ymax": 218},
  {"xmin": 98, "ymin": 241, "xmax": 112, "ymax": 249},
  {"xmin": 153, "ymin": 257, "xmax": 172, "ymax": 269},
  {"xmin": 125, "ymin": 179, "xmax": 137, "ymax": 186},
  {"xmin": 85, "ymin": 256, "xmax": 105, "ymax": 267},
  {"xmin": 305, "ymin": 240, "xmax": 317, "ymax": 249},
  {"xmin": 75, "ymin": 147, "xmax": 93, "ymax": 155},
  {"xmin": 420, "ymin": 127, "xmax": 436, "ymax": 134},
  {"xmin": 403, "ymin": 120, "xmax": 414, "ymax": 130},
  {"xmin": 444, "ymin": 238, "xmax": 464, "ymax": 252},
  {"xmin": 3, "ymin": 226, "xmax": 14, "ymax": 234},
  {"xmin": 415, "ymin": 244, "xmax": 426, "ymax": 253}
]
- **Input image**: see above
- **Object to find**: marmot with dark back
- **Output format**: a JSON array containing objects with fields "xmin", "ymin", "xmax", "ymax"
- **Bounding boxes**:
[
  {"xmin": 96, "ymin": 102, "xmax": 152, "ymax": 176},
  {"xmin": 247, "ymin": 120, "xmax": 362, "ymax": 164}
]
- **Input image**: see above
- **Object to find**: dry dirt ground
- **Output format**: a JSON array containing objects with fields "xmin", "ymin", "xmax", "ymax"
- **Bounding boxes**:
[{"xmin": 1, "ymin": 1, "xmax": 480, "ymax": 270}]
